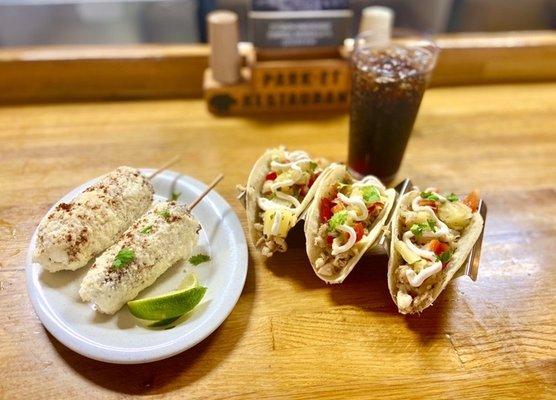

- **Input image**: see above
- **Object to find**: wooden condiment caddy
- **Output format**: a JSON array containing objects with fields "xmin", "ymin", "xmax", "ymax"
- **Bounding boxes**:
[
  {"xmin": 203, "ymin": 52, "xmax": 351, "ymax": 115},
  {"xmin": 203, "ymin": 7, "xmax": 392, "ymax": 115}
]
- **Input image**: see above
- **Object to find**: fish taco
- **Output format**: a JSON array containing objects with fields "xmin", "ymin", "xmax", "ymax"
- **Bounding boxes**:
[
  {"xmin": 305, "ymin": 164, "xmax": 396, "ymax": 283},
  {"xmin": 388, "ymin": 188, "xmax": 484, "ymax": 314},
  {"xmin": 244, "ymin": 146, "xmax": 329, "ymax": 257}
]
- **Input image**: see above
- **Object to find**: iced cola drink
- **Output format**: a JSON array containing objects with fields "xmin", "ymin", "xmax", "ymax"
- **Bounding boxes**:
[{"xmin": 348, "ymin": 34, "xmax": 438, "ymax": 181}]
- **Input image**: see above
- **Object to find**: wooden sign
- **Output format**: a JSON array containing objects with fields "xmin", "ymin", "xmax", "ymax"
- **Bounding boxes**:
[
  {"xmin": 252, "ymin": 59, "xmax": 349, "ymax": 91},
  {"xmin": 204, "ymin": 58, "xmax": 350, "ymax": 115}
]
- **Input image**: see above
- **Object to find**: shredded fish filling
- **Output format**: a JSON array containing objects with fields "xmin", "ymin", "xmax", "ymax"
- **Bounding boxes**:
[
  {"xmin": 313, "ymin": 175, "xmax": 386, "ymax": 276},
  {"xmin": 254, "ymin": 149, "xmax": 325, "ymax": 257},
  {"xmin": 394, "ymin": 189, "xmax": 477, "ymax": 312}
]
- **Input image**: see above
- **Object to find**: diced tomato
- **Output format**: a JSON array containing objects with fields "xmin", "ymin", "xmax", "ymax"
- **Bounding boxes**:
[
  {"xmin": 427, "ymin": 240, "xmax": 438, "ymax": 253},
  {"xmin": 299, "ymin": 185, "xmax": 309, "ymax": 197},
  {"xmin": 367, "ymin": 202, "xmax": 384, "ymax": 216},
  {"xmin": 438, "ymin": 243, "xmax": 450, "ymax": 255},
  {"xmin": 308, "ymin": 172, "xmax": 321, "ymax": 188},
  {"xmin": 419, "ymin": 199, "xmax": 437, "ymax": 209},
  {"xmin": 463, "ymin": 190, "xmax": 480, "ymax": 212},
  {"xmin": 320, "ymin": 197, "xmax": 334, "ymax": 222},
  {"xmin": 331, "ymin": 202, "xmax": 345, "ymax": 214},
  {"xmin": 427, "ymin": 239, "xmax": 450, "ymax": 255},
  {"xmin": 265, "ymin": 171, "xmax": 277, "ymax": 181},
  {"xmin": 326, "ymin": 235, "xmax": 334, "ymax": 245},
  {"xmin": 353, "ymin": 222, "xmax": 364, "ymax": 242}
]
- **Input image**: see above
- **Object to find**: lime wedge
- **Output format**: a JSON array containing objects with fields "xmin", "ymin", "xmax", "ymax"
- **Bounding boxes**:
[
  {"xmin": 177, "ymin": 272, "xmax": 198, "ymax": 291},
  {"xmin": 127, "ymin": 286, "xmax": 207, "ymax": 321},
  {"xmin": 148, "ymin": 316, "xmax": 180, "ymax": 328}
]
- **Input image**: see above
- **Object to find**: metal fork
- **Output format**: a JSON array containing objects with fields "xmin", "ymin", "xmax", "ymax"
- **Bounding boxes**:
[{"xmin": 235, "ymin": 179, "xmax": 487, "ymax": 280}]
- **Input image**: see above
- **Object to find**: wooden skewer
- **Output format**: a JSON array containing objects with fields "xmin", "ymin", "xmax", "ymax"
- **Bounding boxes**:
[
  {"xmin": 187, "ymin": 174, "xmax": 225, "ymax": 212},
  {"xmin": 148, "ymin": 155, "xmax": 181, "ymax": 180}
]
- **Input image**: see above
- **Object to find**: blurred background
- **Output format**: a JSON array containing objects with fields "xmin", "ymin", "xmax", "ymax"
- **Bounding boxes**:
[{"xmin": 0, "ymin": 0, "xmax": 554, "ymax": 47}]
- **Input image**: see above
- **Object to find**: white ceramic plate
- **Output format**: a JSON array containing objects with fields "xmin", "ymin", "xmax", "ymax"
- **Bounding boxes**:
[{"xmin": 26, "ymin": 169, "xmax": 248, "ymax": 364}]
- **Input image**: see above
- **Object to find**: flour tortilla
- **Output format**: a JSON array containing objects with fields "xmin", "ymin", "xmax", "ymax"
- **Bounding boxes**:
[
  {"xmin": 305, "ymin": 164, "xmax": 396, "ymax": 284},
  {"xmin": 387, "ymin": 190, "xmax": 484, "ymax": 314},
  {"xmin": 245, "ymin": 147, "xmax": 329, "ymax": 253}
]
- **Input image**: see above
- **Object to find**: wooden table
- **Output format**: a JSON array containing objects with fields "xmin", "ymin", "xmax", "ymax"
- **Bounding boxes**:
[{"xmin": 0, "ymin": 82, "xmax": 555, "ymax": 399}]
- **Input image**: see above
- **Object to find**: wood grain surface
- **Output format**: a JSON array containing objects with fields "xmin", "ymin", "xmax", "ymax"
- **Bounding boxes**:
[
  {"xmin": 0, "ymin": 45, "xmax": 210, "ymax": 104},
  {"xmin": 0, "ymin": 83, "xmax": 555, "ymax": 399},
  {"xmin": 0, "ymin": 31, "xmax": 555, "ymax": 104}
]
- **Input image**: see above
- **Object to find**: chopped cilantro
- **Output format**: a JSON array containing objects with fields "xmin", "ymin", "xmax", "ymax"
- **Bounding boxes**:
[
  {"xmin": 328, "ymin": 210, "xmax": 349, "ymax": 232},
  {"xmin": 140, "ymin": 225, "xmax": 153, "ymax": 234},
  {"xmin": 420, "ymin": 191, "xmax": 439, "ymax": 201},
  {"xmin": 360, "ymin": 186, "xmax": 381, "ymax": 203},
  {"xmin": 157, "ymin": 209, "xmax": 171, "ymax": 221},
  {"xmin": 446, "ymin": 193, "xmax": 459, "ymax": 202},
  {"xmin": 113, "ymin": 248, "xmax": 134, "ymax": 269},
  {"xmin": 410, "ymin": 224, "xmax": 425, "ymax": 237},
  {"xmin": 189, "ymin": 254, "xmax": 211, "ymax": 266},
  {"xmin": 309, "ymin": 161, "xmax": 318, "ymax": 172},
  {"xmin": 410, "ymin": 221, "xmax": 435, "ymax": 237},
  {"xmin": 436, "ymin": 250, "xmax": 453, "ymax": 264},
  {"xmin": 170, "ymin": 191, "xmax": 181, "ymax": 201}
]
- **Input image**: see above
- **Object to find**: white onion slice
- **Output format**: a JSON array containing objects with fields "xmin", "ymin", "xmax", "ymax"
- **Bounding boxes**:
[
  {"xmin": 275, "ymin": 191, "xmax": 301, "ymax": 209},
  {"xmin": 405, "ymin": 261, "xmax": 442, "ymax": 287},
  {"xmin": 402, "ymin": 231, "xmax": 436, "ymax": 260},
  {"xmin": 331, "ymin": 225, "xmax": 357, "ymax": 255},
  {"xmin": 337, "ymin": 192, "xmax": 368, "ymax": 221}
]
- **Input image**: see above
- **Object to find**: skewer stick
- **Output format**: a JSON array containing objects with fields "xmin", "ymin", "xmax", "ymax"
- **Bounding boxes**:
[
  {"xmin": 187, "ymin": 174, "xmax": 225, "ymax": 212},
  {"xmin": 148, "ymin": 156, "xmax": 181, "ymax": 180}
]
